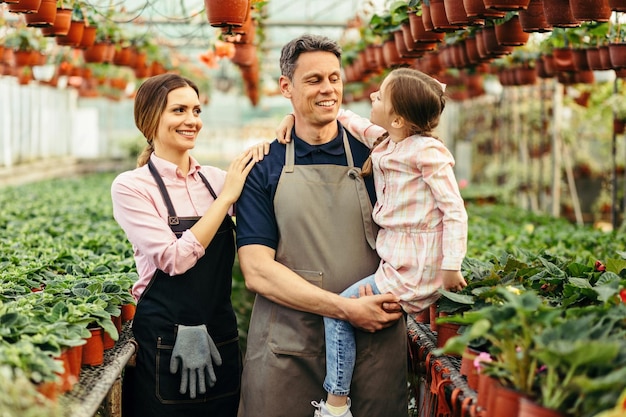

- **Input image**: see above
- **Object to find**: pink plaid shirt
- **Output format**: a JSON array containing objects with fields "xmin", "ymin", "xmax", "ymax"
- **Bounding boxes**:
[
  {"xmin": 339, "ymin": 109, "xmax": 468, "ymax": 313},
  {"xmin": 111, "ymin": 154, "xmax": 232, "ymax": 300}
]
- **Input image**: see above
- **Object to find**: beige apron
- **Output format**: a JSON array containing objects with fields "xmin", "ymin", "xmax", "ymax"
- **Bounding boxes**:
[{"xmin": 238, "ymin": 133, "xmax": 408, "ymax": 417}]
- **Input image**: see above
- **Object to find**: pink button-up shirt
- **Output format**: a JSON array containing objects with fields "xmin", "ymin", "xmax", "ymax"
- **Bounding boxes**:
[
  {"xmin": 339, "ymin": 109, "xmax": 468, "ymax": 313},
  {"xmin": 111, "ymin": 154, "xmax": 232, "ymax": 301}
]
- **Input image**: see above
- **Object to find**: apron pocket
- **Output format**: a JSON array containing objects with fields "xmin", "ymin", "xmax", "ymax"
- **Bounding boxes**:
[
  {"xmin": 268, "ymin": 269, "xmax": 324, "ymax": 357},
  {"xmin": 155, "ymin": 336, "xmax": 241, "ymax": 404}
]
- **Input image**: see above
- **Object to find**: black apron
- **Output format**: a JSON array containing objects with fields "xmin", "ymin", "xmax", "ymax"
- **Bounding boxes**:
[{"xmin": 130, "ymin": 161, "xmax": 241, "ymax": 417}]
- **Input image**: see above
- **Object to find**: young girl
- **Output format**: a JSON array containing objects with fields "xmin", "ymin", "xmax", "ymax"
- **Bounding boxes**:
[{"xmin": 278, "ymin": 67, "xmax": 468, "ymax": 417}]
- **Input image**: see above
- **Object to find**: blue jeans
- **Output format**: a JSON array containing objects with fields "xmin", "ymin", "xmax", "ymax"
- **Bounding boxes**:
[{"xmin": 323, "ymin": 275, "xmax": 380, "ymax": 396}]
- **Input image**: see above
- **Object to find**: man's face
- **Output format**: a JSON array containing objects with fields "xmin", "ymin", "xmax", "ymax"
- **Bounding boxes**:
[{"xmin": 281, "ymin": 51, "xmax": 343, "ymax": 128}]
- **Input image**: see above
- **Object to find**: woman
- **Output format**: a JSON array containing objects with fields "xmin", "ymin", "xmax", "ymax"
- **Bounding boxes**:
[{"xmin": 111, "ymin": 73, "xmax": 261, "ymax": 416}]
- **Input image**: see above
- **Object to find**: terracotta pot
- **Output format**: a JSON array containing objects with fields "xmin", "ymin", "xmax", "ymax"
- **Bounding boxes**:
[
  {"xmin": 571, "ymin": 48, "xmax": 590, "ymax": 71},
  {"xmin": 409, "ymin": 12, "xmax": 444, "ymax": 43},
  {"xmin": 569, "ymin": 0, "xmax": 612, "ymax": 22},
  {"xmin": 519, "ymin": 0, "xmax": 552, "ymax": 32},
  {"xmin": 460, "ymin": 347, "xmax": 480, "ymax": 390},
  {"xmin": 436, "ymin": 322, "xmax": 461, "ymax": 353},
  {"xmin": 443, "ymin": 0, "xmax": 471, "ymax": 26},
  {"xmin": 205, "ymin": 0, "xmax": 249, "ymax": 28},
  {"xmin": 78, "ymin": 25, "xmax": 97, "ymax": 49},
  {"xmin": 537, "ymin": 54, "xmax": 555, "ymax": 78},
  {"xmin": 477, "ymin": 373, "xmax": 501, "ymax": 416},
  {"xmin": 113, "ymin": 46, "xmax": 132, "ymax": 66},
  {"xmin": 552, "ymin": 47, "xmax": 576, "ymax": 72},
  {"xmin": 401, "ymin": 23, "xmax": 436, "ymax": 54},
  {"xmin": 586, "ymin": 47, "xmax": 605, "ymax": 70},
  {"xmin": 56, "ymin": 350, "xmax": 74, "ymax": 392},
  {"xmin": 515, "ymin": 65, "xmax": 537, "ymax": 85},
  {"xmin": 67, "ymin": 344, "xmax": 83, "ymax": 380},
  {"xmin": 614, "ymin": 118, "xmax": 626, "ymax": 135},
  {"xmin": 430, "ymin": 0, "xmax": 459, "ymax": 32},
  {"xmin": 41, "ymin": 8, "xmax": 71, "ymax": 37},
  {"xmin": 609, "ymin": 43, "xmax": 626, "ymax": 69},
  {"xmin": 8, "ymin": 0, "xmax": 42, "ymax": 13},
  {"xmin": 599, "ymin": 45, "xmax": 612, "ymax": 70},
  {"xmin": 481, "ymin": 26, "xmax": 514, "ymax": 57},
  {"xmin": 231, "ymin": 42, "xmax": 257, "ymax": 67},
  {"xmin": 14, "ymin": 50, "xmax": 37, "ymax": 67},
  {"xmin": 83, "ymin": 42, "xmax": 108, "ymax": 63},
  {"xmin": 463, "ymin": 0, "xmax": 506, "ymax": 18},
  {"xmin": 394, "ymin": 30, "xmax": 422, "ymax": 59},
  {"xmin": 121, "ymin": 303, "xmax": 136, "ymax": 322},
  {"xmin": 574, "ymin": 69, "xmax": 594, "ymax": 84},
  {"xmin": 464, "ymin": 36, "xmax": 481, "ymax": 65},
  {"xmin": 483, "ymin": 0, "xmax": 530, "ymax": 11},
  {"xmin": 37, "ymin": 380, "xmax": 59, "ymax": 402},
  {"xmin": 543, "ymin": 0, "xmax": 580, "ymax": 28},
  {"xmin": 609, "ymin": 0, "xmax": 626, "ymax": 11},
  {"xmin": 82, "ymin": 327, "xmax": 104, "ymax": 366},
  {"xmin": 25, "ymin": 0, "xmax": 56, "ymax": 27},
  {"xmin": 495, "ymin": 15, "xmax": 529, "ymax": 46},
  {"xmin": 56, "ymin": 20, "xmax": 85, "ymax": 47},
  {"xmin": 421, "ymin": 4, "xmax": 435, "ymax": 32},
  {"xmin": 381, "ymin": 39, "xmax": 408, "ymax": 68},
  {"xmin": 491, "ymin": 384, "xmax": 524, "ymax": 417},
  {"xmin": 518, "ymin": 397, "xmax": 566, "ymax": 417}
]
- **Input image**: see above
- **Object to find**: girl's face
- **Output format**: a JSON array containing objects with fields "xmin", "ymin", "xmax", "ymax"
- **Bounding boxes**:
[
  {"xmin": 369, "ymin": 77, "xmax": 393, "ymax": 131},
  {"xmin": 154, "ymin": 86, "xmax": 203, "ymax": 156}
]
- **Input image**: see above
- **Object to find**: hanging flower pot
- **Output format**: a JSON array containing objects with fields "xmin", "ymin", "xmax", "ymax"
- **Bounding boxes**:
[
  {"xmin": 83, "ymin": 42, "xmax": 108, "ymax": 63},
  {"xmin": 609, "ymin": 0, "xmax": 626, "ymax": 11},
  {"xmin": 569, "ymin": 0, "xmax": 612, "ymax": 22},
  {"xmin": 56, "ymin": 20, "xmax": 85, "ymax": 47},
  {"xmin": 495, "ymin": 15, "xmax": 530, "ymax": 46},
  {"xmin": 409, "ymin": 12, "xmax": 444, "ymax": 43},
  {"xmin": 552, "ymin": 47, "xmax": 576, "ymax": 72},
  {"xmin": 443, "ymin": 0, "xmax": 472, "ymax": 27},
  {"xmin": 519, "ymin": 0, "xmax": 552, "ymax": 32},
  {"xmin": 204, "ymin": 0, "xmax": 250, "ymax": 28},
  {"xmin": 394, "ymin": 30, "xmax": 422, "ymax": 59},
  {"xmin": 609, "ymin": 43, "xmax": 626, "ymax": 69},
  {"xmin": 113, "ymin": 46, "xmax": 132, "ymax": 66},
  {"xmin": 383, "ymin": 38, "xmax": 410, "ymax": 67},
  {"xmin": 515, "ymin": 64, "xmax": 538, "ymax": 85},
  {"xmin": 483, "ymin": 0, "xmax": 531, "ymax": 11},
  {"xmin": 24, "ymin": 0, "xmax": 56, "ymax": 27},
  {"xmin": 543, "ymin": 0, "xmax": 580, "ymax": 28},
  {"xmin": 78, "ymin": 25, "xmax": 97, "ymax": 49},
  {"xmin": 571, "ymin": 48, "xmax": 591, "ymax": 71},
  {"xmin": 82, "ymin": 326, "xmax": 104, "ymax": 366},
  {"xmin": 464, "ymin": 0, "xmax": 506, "ymax": 18},
  {"xmin": 422, "ymin": 5, "xmax": 438, "ymax": 33},
  {"xmin": 430, "ymin": 0, "xmax": 459, "ymax": 32},
  {"xmin": 8, "ymin": 0, "xmax": 42, "ymax": 14},
  {"xmin": 574, "ymin": 69, "xmax": 594, "ymax": 83},
  {"xmin": 40, "ymin": 7, "xmax": 72, "ymax": 37},
  {"xmin": 481, "ymin": 25, "xmax": 514, "ymax": 57}
]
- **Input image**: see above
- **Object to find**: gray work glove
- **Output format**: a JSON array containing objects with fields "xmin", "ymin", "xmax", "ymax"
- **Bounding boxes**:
[{"xmin": 169, "ymin": 324, "xmax": 222, "ymax": 399}]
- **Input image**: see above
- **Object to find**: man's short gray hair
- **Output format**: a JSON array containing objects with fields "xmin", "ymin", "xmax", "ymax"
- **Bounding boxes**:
[{"xmin": 279, "ymin": 34, "xmax": 342, "ymax": 80}]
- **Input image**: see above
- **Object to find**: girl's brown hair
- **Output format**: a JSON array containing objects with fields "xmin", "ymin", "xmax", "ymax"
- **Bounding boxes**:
[
  {"xmin": 134, "ymin": 73, "xmax": 200, "ymax": 167},
  {"xmin": 362, "ymin": 68, "xmax": 446, "ymax": 176}
]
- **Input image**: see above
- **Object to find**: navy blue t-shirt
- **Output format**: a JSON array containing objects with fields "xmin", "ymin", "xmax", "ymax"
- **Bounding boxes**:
[{"xmin": 236, "ymin": 122, "xmax": 375, "ymax": 250}]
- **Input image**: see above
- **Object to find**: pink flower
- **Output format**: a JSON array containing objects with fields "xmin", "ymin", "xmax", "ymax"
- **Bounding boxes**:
[
  {"xmin": 458, "ymin": 179, "xmax": 469, "ymax": 189},
  {"xmin": 595, "ymin": 260, "xmax": 606, "ymax": 272},
  {"xmin": 473, "ymin": 352, "xmax": 492, "ymax": 372}
]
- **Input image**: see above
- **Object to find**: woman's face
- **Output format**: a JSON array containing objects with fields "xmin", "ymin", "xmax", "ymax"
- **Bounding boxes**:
[{"xmin": 154, "ymin": 86, "xmax": 203, "ymax": 155}]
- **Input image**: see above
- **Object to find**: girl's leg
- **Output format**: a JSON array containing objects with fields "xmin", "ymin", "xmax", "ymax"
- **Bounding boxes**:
[{"xmin": 323, "ymin": 275, "xmax": 379, "ymax": 403}]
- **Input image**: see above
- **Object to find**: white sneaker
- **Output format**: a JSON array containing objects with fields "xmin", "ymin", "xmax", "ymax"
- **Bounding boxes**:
[{"xmin": 311, "ymin": 399, "xmax": 353, "ymax": 417}]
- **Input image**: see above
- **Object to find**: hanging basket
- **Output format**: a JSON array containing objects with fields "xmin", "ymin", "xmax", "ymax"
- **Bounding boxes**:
[
  {"xmin": 8, "ymin": 0, "xmax": 42, "ymax": 14},
  {"xmin": 56, "ymin": 20, "xmax": 85, "ymax": 47},
  {"xmin": 569, "ymin": 0, "xmax": 612, "ymax": 22},
  {"xmin": 204, "ymin": 0, "xmax": 250, "ymax": 28},
  {"xmin": 24, "ymin": 0, "xmax": 56, "ymax": 27},
  {"xmin": 519, "ymin": 0, "xmax": 552, "ymax": 32},
  {"xmin": 40, "ymin": 8, "xmax": 71, "ymax": 37},
  {"xmin": 543, "ymin": 0, "xmax": 580, "ymax": 28},
  {"xmin": 495, "ymin": 15, "xmax": 529, "ymax": 46}
]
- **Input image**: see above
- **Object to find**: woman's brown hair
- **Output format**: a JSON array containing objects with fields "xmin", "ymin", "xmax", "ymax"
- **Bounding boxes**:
[{"xmin": 134, "ymin": 73, "xmax": 200, "ymax": 167}]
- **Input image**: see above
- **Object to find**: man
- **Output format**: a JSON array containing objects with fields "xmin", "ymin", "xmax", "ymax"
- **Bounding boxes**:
[{"xmin": 235, "ymin": 34, "xmax": 408, "ymax": 417}]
